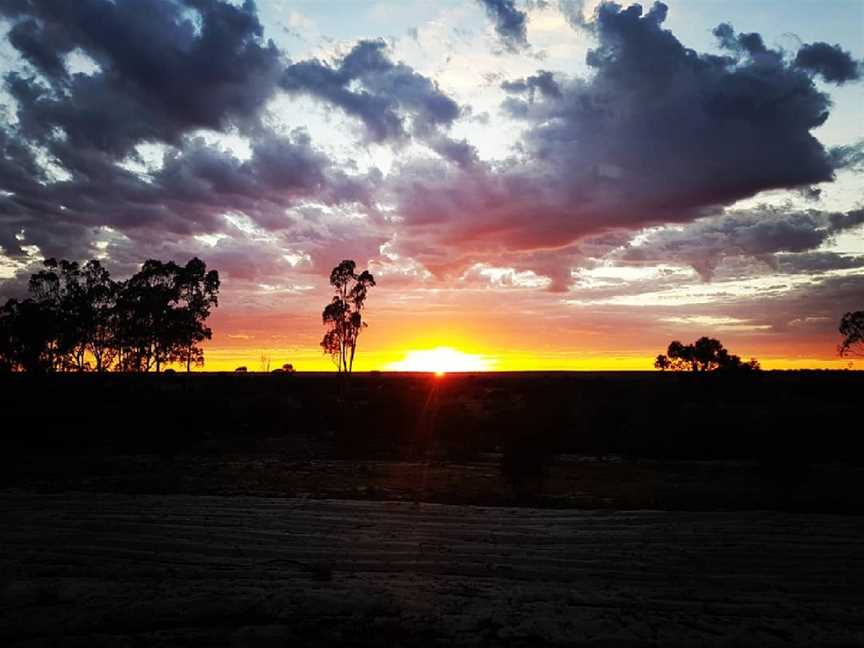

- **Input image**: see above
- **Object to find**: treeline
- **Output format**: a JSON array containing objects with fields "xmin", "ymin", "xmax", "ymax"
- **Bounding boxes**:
[
  {"xmin": 0, "ymin": 258, "xmax": 219, "ymax": 373},
  {"xmin": 655, "ymin": 337, "xmax": 760, "ymax": 372}
]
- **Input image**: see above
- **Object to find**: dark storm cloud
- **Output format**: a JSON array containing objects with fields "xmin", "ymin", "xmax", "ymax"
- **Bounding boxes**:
[
  {"xmin": 5, "ymin": 16, "xmax": 74, "ymax": 81},
  {"xmin": 476, "ymin": 0, "xmax": 529, "ymax": 52},
  {"xmin": 387, "ymin": 2, "xmax": 863, "ymax": 281},
  {"xmin": 0, "ymin": 0, "xmax": 393, "ymax": 289},
  {"xmin": 0, "ymin": 129, "xmax": 384, "ymax": 294},
  {"xmin": 620, "ymin": 206, "xmax": 864, "ymax": 280},
  {"xmin": 280, "ymin": 40, "xmax": 461, "ymax": 143},
  {"xmin": 1, "ymin": 0, "xmax": 862, "ymax": 301},
  {"xmin": 152, "ymin": 130, "xmax": 379, "ymax": 227},
  {"xmin": 0, "ymin": 0, "xmax": 284, "ymax": 156},
  {"xmin": 794, "ymin": 42, "xmax": 861, "ymax": 85},
  {"xmin": 515, "ymin": 1, "xmax": 841, "ymax": 207},
  {"xmin": 0, "ymin": 125, "xmax": 378, "ymax": 265},
  {"xmin": 712, "ymin": 23, "xmax": 771, "ymax": 58},
  {"xmin": 0, "ymin": 0, "xmax": 289, "ymax": 258}
]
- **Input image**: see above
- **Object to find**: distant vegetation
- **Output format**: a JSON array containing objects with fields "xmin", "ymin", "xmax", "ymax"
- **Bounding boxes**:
[
  {"xmin": 655, "ymin": 337, "xmax": 760, "ymax": 372},
  {"xmin": 839, "ymin": 310, "xmax": 864, "ymax": 358},
  {"xmin": 0, "ymin": 258, "xmax": 219, "ymax": 373},
  {"xmin": 321, "ymin": 260, "xmax": 375, "ymax": 375}
]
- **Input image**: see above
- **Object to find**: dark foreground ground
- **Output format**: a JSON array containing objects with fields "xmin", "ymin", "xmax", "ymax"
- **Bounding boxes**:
[
  {"xmin": 2, "ymin": 494, "xmax": 863, "ymax": 646},
  {"xmin": 1, "ymin": 372, "xmax": 862, "ymax": 645}
]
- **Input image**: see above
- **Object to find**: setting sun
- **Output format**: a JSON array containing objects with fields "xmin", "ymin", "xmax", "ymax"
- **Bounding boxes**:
[{"xmin": 384, "ymin": 347, "xmax": 496, "ymax": 373}]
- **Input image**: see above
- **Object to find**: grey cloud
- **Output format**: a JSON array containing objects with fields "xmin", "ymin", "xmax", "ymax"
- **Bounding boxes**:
[
  {"xmin": 776, "ymin": 251, "xmax": 864, "ymax": 274},
  {"xmin": 425, "ymin": 136, "xmax": 480, "ymax": 170},
  {"xmin": 829, "ymin": 141, "xmax": 864, "ymax": 172},
  {"xmin": 477, "ymin": 0, "xmax": 529, "ymax": 52},
  {"xmin": 6, "ymin": 16, "xmax": 74, "ymax": 81},
  {"xmin": 388, "ymin": 2, "xmax": 861, "ymax": 280},
  {"xmin": 713, "ymin": 23, "xmax": 772, "ymax": 58},
  {"xmin": 1, "ymin": 0, "xmax": 863, "ymax": 304},
  {"xmin": 0, "ymin": 0, "xmax": 284, "ymax": 156},
  {"xmin": 558, "ymin": 0, "xmax": 591, "ymax": 32},
  {"xmin": 0, "ymin": 124, "xmax": 380, "ymax": 263},
  {"xmin": 752, "ymin": 272, "xmax": 864, "ymax": 336},
  {"xmin": 794, "ymin": 42, "xmax": 861, "ymax": 84},
  {"xmin": 280, "ymin": 40, "xmax": 461, "ymax": 144},
  {"xmin": 620, "ymin": 206, "xmax": 864, "ymax": 280},
  {"xmin": 0, "ymin": 0, "xmax": 389, "ymax": 290},
  {"xmin": 501, "ymin": 70, "xmax": 561, "ymax": 100}
]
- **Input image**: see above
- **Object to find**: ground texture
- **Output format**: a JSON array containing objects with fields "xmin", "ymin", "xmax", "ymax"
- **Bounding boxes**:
[{"xmin": 2, "ymin": 493, "xmax": 862, "ymax": 646}]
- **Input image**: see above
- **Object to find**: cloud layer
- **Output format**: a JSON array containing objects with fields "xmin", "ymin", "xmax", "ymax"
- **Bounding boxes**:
[{"xmin": 0, "ymin": 0, "xmax": 861, "ymax": 365}]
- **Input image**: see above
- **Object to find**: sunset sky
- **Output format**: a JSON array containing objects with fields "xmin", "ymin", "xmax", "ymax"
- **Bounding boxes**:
[{"xmin": 0, "ymin": 0, "xmax": 862, "ymax": 371}]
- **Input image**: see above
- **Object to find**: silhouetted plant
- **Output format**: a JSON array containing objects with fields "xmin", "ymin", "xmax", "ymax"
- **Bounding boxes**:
[
  {"xmin": 175, "ymin": 258, "xmax": 220, "ymax": 371},
  {"xmin": 115, "ymin": 261, "xmax": 177, "ymax": 372},
  {"xmin": 0, "ymin": 256, "xmax": 218, "ymax": 372},
  {"xmin": 28, "ymin": 259, "xmax": 86, "ymax": 370},
  {"xmin": 114, "ymin": 258, "xmax": 219, "ymax": 372},
  {"xmin": 838, "ymin": 310, "xmax": 864, "ymax": 358},
  {"xmin": 259, "ymin": 353, "xmax": 271, "ymax": 372},
  {"xmin": 0, "ymin": 305, "xmax": 9, "ymax": 373},
  {"xmin": 24, "ymin": 259, "xmax": 121, "ymax": 371},
  {"xmin": 80, "ymin": 260, "xmax": 120, "ymax": 371},
  {"xmin": 0, "ymin": 298, "xmax": 56, "ymax": 372},
  {"xmin": 655, "ymin": 336, "xmax": 760, "ymax": 372},
  {"xmin": 321, "ymin": 260, "xmax": 375, "ymax": 374}
]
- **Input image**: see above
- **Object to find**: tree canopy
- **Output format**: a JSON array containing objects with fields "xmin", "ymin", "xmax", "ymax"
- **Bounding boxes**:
[
  {"xmin": 321, "ymin": 260, "xmax": 375, "ymax": 374},
  {"xmin": 0, "ymin": 257, "xmax": 219, "ymax": 373},
  {"xmin": 838, "ymin": 310, "xmax": 864, "ymax": 358},
  {"xmin": 654, "ymin": 337, "xmax": 760, "ymax": 373}
]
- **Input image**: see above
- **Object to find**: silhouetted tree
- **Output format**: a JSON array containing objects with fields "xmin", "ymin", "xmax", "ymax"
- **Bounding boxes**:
[
  {"xmin": 654, "ymin": 336, "xmax": 760, "ymax": 372},
  {"xmin": 174, "ymin": 258, "xmax": 220, "ymax": 372},
  {"xmin": 80, "ymin": 260, "xmax": 119, "ymax": 372},
  {"xmin": 0, "ymin": 256, "xmax": 218, "ymax": 373},
  {"xmin": 117, "ymin": 258, "xmax": 220, "ymax": 372},
  {"xmin": 28, "ymin": 259, "xmax": 84, "ymax": 370},
  {"xmin": 113, "ymin": 279, "xmax": 143, "ymax": 371},
  {"xmin": 838, "ymin": 310, "xmax": 864, "ymax": 358},
  {"xmin": 116, "ymin": 260, "xmax": 180, "ymax": 372},
  {"xmin": 0, "ymin": 298, "xmax": 57, "ymax": 372},
  {"xmin": 0, "ymin": 304, "xmax": 10, "ymax": 373},
  {"xmin": 31, "ymin": 259, "xmax": 119, "ymax": 371},
  {"xmin": 321, "ymin": 260, "xmax": 375, "ymax": 374}
]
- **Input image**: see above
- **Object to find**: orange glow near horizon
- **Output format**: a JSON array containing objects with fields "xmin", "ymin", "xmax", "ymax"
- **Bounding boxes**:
[
  {"xmin": 193, "ymin": 308, "xmax": 858, "ymax": 372},
  {"xmin": 193, "ymin": 342, "xmax": 859, "ymax": 373}
]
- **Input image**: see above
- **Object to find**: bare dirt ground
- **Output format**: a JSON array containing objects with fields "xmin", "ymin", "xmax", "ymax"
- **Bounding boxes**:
[
  {"xmin": 8, "ymin": 450, "xmax": 864, "ymax": 512},
  {"xmin": 2, "ymin": 493, "xmax": 862, "ymax": 646}
]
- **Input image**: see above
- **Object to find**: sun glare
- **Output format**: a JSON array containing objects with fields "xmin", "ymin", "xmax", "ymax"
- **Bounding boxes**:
[{"xmin": 384, "ymin": 347, "xmax": 496, "ymax": 373}]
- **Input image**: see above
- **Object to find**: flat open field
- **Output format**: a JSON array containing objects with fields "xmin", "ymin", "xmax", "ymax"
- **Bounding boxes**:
[
  {"xmin": 1, "ymin": 372, "xmax": 862, "ymax": 645},
  {"xmin": 2, "ymin": 493, "xmax": 863, "ymax": 646}
]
